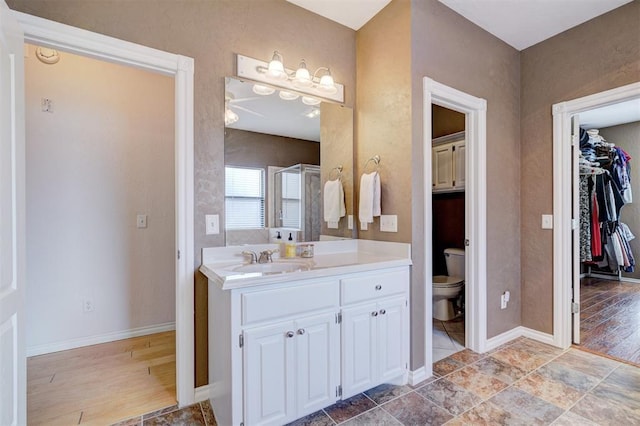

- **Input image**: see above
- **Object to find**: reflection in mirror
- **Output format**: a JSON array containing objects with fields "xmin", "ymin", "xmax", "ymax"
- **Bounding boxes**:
[{"xmin": 224, "ymin": 77, "xmax": 354, "ymax": 246}]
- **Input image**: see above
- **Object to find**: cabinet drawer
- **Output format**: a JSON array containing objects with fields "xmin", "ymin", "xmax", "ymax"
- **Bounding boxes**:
[
  {"xmin": 341, "ymin": 269, "xmax": 408, "ymax": 305},
  {"xmin": 242, "ymin": 280, "xmax": 339, "ymax": 326}
]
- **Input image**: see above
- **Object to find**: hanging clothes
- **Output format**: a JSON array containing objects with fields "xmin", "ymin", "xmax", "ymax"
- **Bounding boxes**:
[{"xmin": 579, "ymin": 128, "xmax": 634, "ymax": 274}]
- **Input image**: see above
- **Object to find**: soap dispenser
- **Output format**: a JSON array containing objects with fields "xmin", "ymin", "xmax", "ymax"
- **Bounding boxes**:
[{"xmin": 285, "ymin": 232, "xmax": 297, "ymax": 258}]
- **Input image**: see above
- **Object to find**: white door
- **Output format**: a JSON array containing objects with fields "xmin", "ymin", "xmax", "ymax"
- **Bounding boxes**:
[
  {"xmin": 571, "ymin": 114, "xmax": 581, "ymax": 344},
  {"xmin": 243, "ymin": 321, "xmax": 295, "ymax": 426},
  {"xmin": 0, "ymin": 2, "xmax": 25, "ymax": 425},
  {"xmin": 295, "ymin": 312, "xmax": 339, "ymax": 416},
  {"xmin": 377, "ymin": 296, "xmax": 406, "ymax": 383},
  {"xmin": 341, "ymin": 302, "xmax": 377, "ymax": 399}
]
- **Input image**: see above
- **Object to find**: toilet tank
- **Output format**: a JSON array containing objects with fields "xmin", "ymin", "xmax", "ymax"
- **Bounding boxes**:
[{"xmin": 444, "ymin": 248, "xmax": 465, "ymax": 278}]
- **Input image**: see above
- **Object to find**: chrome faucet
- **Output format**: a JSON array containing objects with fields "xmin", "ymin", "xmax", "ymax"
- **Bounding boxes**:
[
  {"xmin": 241, "ymin": 250, "xmax": 258, "ymax": 264},
  {"xmin": 258, "ymin": 249, "xmax": 279, "ymax": 263}
]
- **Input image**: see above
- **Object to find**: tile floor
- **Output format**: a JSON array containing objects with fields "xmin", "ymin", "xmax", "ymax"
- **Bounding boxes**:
[
  {"xmin": 115, "ymin": 337, "xmax": 640, "ymax": 425},
  {"xmin": 433, "ymin": 317, "xmax": 465, "ymax": 362}
]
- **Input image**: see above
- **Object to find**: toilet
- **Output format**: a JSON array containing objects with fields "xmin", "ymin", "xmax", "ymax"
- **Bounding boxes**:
[{"xmin": 433, "ymin": 248, "xmax": 465, "ymax": 321}]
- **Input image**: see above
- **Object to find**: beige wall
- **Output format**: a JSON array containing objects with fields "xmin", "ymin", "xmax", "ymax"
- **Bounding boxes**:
[
  {"xmin": 8, "ymin": 0, "xmax": 356, "ymax": 386},
  {"xmin": 410, "ymin": 0, "xmax": 522, "ymax": 366},
  {"xmin": 356, "ymin": 0, "xmax": 412, "ymax": 243},
  {"xmin": 520, "ymin": 1, "xmax": 640, "ymax": 333},
  {"xmin": 600, "ymin": 122, "xmax": 640, "ymax": 280},
  {"xmin": 24, "ymin": 44, "xmax": 175, "ymax": 349}
]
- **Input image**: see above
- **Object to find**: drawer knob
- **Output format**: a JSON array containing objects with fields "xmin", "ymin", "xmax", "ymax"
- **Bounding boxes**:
[
  {"xmin": 286, "ymin": 331, "xmax": 295, "ymax": 338},
  {"xmin": 297, "ymin": 329, "xmax": 305, "ymax": 335},
  {"xmin": 379, "ymin": 309, "xmax": 386, "ymax": 315},
  {"xmin": 371, "ymin": 311, "xmax": 378, "ymax": 317},
  {"xmin": 375, "ymin": 285, "xmax": 382, "ymax": 291}
]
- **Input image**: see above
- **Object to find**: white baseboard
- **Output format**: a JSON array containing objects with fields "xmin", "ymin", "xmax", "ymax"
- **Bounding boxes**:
[
  {"xmin": 26, "ymin": 322, "xmax": 176, "ymax": 357},
  {"xmin": 484, "ymin": 326, "xmax": 557, "ymax": 352},
  {"xmin": 194, "ymin": 384, "xmax": 211, "ymax": 403},
  {"xmin": 408, "ymin": 367, "xmax": 428, "ymax": 386},
  {"xmin": 520, "ymin": 327, "xmax": 555, "ymax": 346},
  {"xmin": 484, "ymin": 327, "xmax": 522, "ymax": 352}
]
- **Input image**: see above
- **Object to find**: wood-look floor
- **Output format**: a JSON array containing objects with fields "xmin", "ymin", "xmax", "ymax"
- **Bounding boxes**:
[
  {"xmin": 27, "ymin": 331, "xmax": 176, "ymax": 425},
  {"xmin": 580, "ymin": 277, "xmax": 640, "ymax": 364}
]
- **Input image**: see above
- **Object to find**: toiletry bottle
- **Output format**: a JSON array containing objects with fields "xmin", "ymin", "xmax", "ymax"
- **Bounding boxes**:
[{"xmin": 285, "ymin": 232, "xmax": 296, "ymax": 258}]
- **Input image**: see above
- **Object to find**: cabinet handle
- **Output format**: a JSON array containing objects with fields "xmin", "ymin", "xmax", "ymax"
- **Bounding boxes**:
[
  {"xmin": 371, "ymin": 311, "xmax": 378, "ymax": 317},
  {"xmin": 286, "ymin": 331, "xmax": 295, "ymax": 338},
  {"xmin": 297, "ymin": 329, "xmax": 305, "ymax": 335},
  {"xmin": 379, "ymin": 309, "xmax": 386, "ymax": 315},
  {"xmin": 375, "ymin": 285, "xmax": 382, "ymax": 291}
]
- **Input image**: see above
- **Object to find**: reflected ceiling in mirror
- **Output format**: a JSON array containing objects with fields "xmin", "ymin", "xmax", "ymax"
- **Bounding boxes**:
[{"xmin": 225, "ymin": 77, "xmax": 321, "ymax": 142}]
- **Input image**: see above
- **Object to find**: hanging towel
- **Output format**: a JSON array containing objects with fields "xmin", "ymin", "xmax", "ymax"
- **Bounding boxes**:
[
  {"xmin": 323, "ymin": 179, "xmax": 345, "ymax": 223},
  {"xmin": 359, "ymin": 171, "xmax": 381, "ymax": 224}
]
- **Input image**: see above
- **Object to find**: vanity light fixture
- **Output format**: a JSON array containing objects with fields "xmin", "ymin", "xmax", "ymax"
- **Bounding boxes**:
[
  {"xmin": 237, "ymin": 53, "xmax": 344, "ymax": 103},
  {"xmin": 304, "ymin": 108, "xmax": 320, "ymax": 119},
  {"xmin": 278, "ymin": 90, "xmax": 300, "ymax": 101},
  {"xmin": 224, "ymin": 107, "xmax": 239, "ymax": 125}
]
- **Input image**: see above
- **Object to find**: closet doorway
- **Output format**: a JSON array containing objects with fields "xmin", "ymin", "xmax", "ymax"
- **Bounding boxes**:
[
  {"xmin": 423, "ymin": 77, "xmax": 488, "ymax": 377},
  {"xmin": 552, "ymin": 82, "xmax": 640, "ymax": 365}
]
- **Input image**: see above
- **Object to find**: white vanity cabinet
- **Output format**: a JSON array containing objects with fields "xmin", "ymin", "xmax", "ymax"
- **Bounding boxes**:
[
  {"xmin": 205, "ymin": 247, "xmax": 410, "ymax": 426},
  {"xmin": 340, "ymin": 268, "xmax": 409, "ymax": 398},
  {"xmin": 432, "ymin": 138, "xmax": 465, "ymax": 192}
]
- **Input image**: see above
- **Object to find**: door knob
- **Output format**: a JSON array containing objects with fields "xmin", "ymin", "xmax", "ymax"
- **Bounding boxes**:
[
  {"xmin": 379, "ymin": 309, "xmax": 386, "ymax": 315},
  {"xmin": 297, "ymin": 329, "xmax": 305, "ymax": 335},
  {"xmin": 286, "ymin": 331, "xmax": 294, "ymax": 338},
  {"xmin": 371, "ymin": 311, "xmax": 378, "ymax": 317},
  {"xmin": 375, "ymin": 285, "xmax": 382, "ymax": 290}
]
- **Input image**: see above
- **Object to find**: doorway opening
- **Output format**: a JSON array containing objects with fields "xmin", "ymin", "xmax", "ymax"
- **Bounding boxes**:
[
  {"xmin": 431, "ymin": 105, "xmax": 467, "ymax": 362},
  {"xmin": 422, "ymin": 78, "xmax": 487, "ymax": 378},
  {"xmin": 24, "ymin": 43, "xmax": 177, "ymax": 424},
  {"xmin": 15, "ymin": 10, "xmax": 195, "ymax": 415},
  {"xmin": 552, "ymin": 82, "xmax": 640, "ymax": 363}
]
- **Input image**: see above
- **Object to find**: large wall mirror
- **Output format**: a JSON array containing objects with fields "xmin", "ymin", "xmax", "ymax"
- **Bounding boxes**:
[{"xmin": 224, "ymin": 77, "xmax": 354, "ymax": 246}]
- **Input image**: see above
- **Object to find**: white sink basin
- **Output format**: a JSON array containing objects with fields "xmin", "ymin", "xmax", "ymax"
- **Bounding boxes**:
[{"xmin": 232, "ymin": 261, "xmax": 310, "ymax": 274}]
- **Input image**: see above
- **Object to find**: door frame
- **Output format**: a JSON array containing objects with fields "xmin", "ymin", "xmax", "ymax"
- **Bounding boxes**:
[
  {"xmin": 423, "ymin": 78, "xmax": 488, "ymax": 373},
  {"xmin": 14, "ymin": 12, "xmax": 196, "ymax": 406},
  {"xmin": 552, "ymin": 81, "xmax": 640, "ymax": 349}
]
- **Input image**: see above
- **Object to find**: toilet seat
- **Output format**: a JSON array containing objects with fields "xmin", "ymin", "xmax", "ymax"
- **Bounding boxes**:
[{"xmin": 433, "ymin": 275, "xmax": 463, "ymax": 287}]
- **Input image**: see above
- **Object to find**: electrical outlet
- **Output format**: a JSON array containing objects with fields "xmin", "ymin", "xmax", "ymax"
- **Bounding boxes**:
[
  {"xmin": 380, "ymin": 215, "xmax": 398, "ymax": 232},
  {"xmin": 500, "ymin": 291, "xmax": 510, "ymax": 309},
  {"xmin": 348, "ymin": 215, "xmax": 353, "ymax": 230},
  {"xmin": 136, "ymin": 214, "xmax": 147, "ymax": 228},
  {"xmin": 360, "ymin": 221, "xmax": 368, "ymax": 231},
  {"xmin": 83, "ymin": 298, "xmax": 94, "ymax": 313}
]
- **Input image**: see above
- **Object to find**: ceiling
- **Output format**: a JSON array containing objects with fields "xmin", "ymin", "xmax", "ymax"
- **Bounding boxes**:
[
  {"xmin": 287, "ymin": 0, "xmax": 632, "ymax": 51},
  {"xmin": 579, "ymin": 99, "xmax": 640, "ymax": 130}
]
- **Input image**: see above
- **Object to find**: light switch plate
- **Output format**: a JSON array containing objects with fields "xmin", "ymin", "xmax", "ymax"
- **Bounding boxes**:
[
  {"xmin": 380, "ymin": 215, "xmax": 398, "ymax": 232},
  {"xmin": 348, "ymin": 215, "xmax": 353, "ymax": 230},
  {"xmin": 206, "ymin": 214, "xmax": 220, "ymax": 235},
  {"xmin": 541, "ymin": 214, "xmax": 553, "ymax": 229}
]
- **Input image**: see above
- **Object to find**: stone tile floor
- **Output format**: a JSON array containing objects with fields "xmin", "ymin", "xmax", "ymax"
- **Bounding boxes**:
[{"xmin": 112, "ymin": 337, "xmax": 640, "ymax": 425}]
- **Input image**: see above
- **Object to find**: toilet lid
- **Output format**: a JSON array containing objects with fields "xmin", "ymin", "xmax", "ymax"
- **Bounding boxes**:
[{"xmin": 433, "ymin": 275, "xmax": 464, "ymax": 287}]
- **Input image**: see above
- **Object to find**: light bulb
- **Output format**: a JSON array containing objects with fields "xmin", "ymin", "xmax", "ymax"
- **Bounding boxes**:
[
  {"xmin": 302, "ymin": 96, "xmax": 321, "ymax": 106},
  {"xmin": 318, "ymin": 72, "xmax": 337, "ymax": 94},
  {"xmin": 252, "ymin": 84, "xmax": 276, "ymax": 96},
  {"xmin": 293, "ymin": 60, "xmax": 313, "ymax": 88},
  {"xmin": 266, "ymin": 51, "xmax": 287, "ymax": 80},
  {"xmin": 279, "ymin": 90, "xmax": 300, "ymax": 101}
]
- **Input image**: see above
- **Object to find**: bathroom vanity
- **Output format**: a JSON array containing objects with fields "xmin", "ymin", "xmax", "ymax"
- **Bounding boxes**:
[{"xmin": 200, "ymin": 240, "xmax": 411, "ymax": 426}]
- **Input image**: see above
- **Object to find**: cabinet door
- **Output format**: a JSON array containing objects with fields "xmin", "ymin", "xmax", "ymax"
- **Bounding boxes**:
[
  {"xmin": 341, "ymin": 302, "xmax": 377, "ymax": 399},
  {"xmin": 432, "ymin": 144, "xmax": 454, "ymax": 190},
  {"xmin": 295, "ymin": 312, "xmax": 340, "ymax": 416},
  {"xmin": 244, "ymin": 321, "xmax": 296, "ymax": 426},
  {"xmin": 377, "ymin": 296, "xmax": 407, "ymax": 383},
  {"xmin": 453, "ymin": 141, "xmax": 466, "ymax": 189}
]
